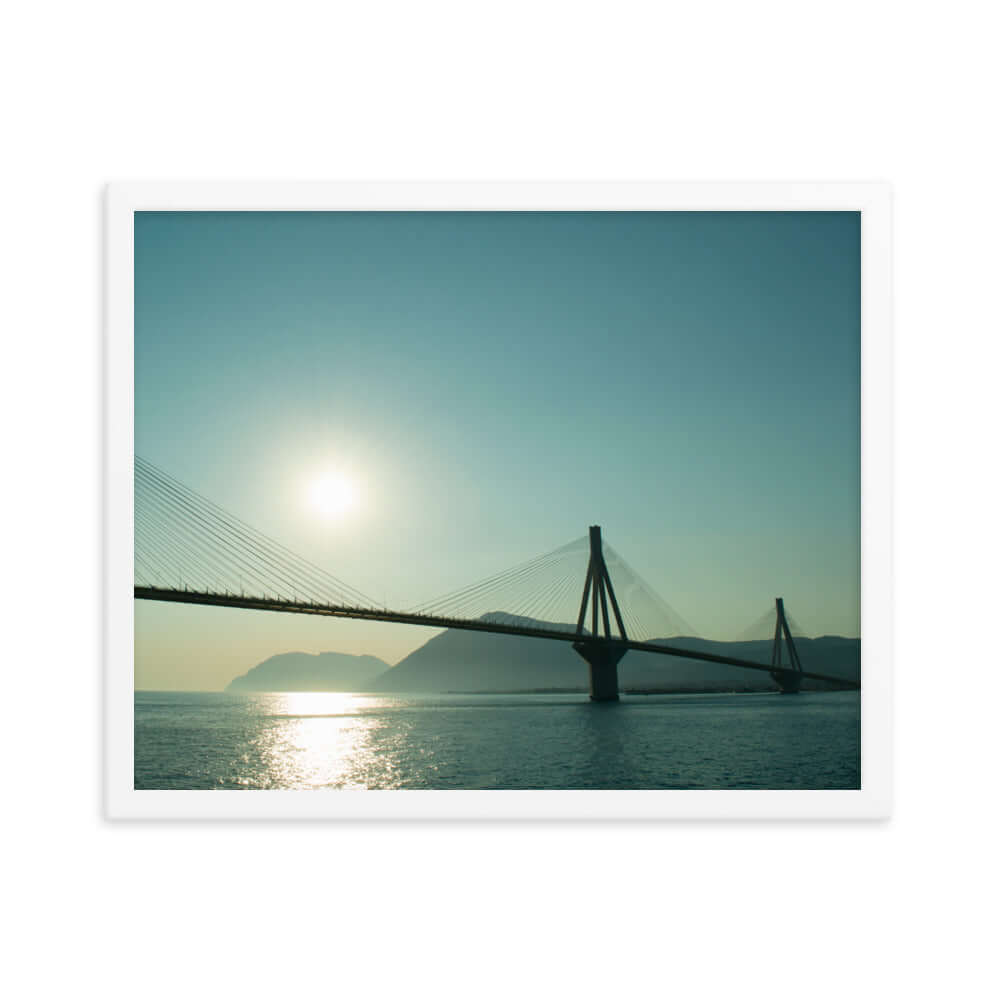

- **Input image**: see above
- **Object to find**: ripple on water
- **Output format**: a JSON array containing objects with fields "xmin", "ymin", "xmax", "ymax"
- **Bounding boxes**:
[{"xmin": 134, "ymin": 690, "xmax": 861, "ymax": 790}]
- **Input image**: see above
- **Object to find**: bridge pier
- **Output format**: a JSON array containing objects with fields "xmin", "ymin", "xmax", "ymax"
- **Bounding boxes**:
[
  {"xmin": 770, "ymin": 597, "xmax": 803, "ymax": 694},
  {"xmin": 772, "ymin": 670, "xmax": 802, "ymax": 694},
  {"xmin": 573, "ymin": 640, "xmax": 626, "ymax": 702}
]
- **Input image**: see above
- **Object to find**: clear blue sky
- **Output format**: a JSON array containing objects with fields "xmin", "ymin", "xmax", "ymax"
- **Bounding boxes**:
[{"xmin": 135, "ymin": 211, "xmax": 859, "ymax": 690}]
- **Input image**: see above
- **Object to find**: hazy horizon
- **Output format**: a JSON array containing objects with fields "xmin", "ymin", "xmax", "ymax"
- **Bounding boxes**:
[{"xmin": 135, "ymin": 210, "xmax": 860, "ymax": 692}]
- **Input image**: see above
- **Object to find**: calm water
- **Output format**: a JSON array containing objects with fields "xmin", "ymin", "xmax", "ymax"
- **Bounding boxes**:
[{"xmin": 134, "ymin": 690, "xmax": 860, "ymax": 790}]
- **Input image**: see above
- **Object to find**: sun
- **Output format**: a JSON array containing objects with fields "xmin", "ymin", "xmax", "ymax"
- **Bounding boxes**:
[{"xmin": 308, "ymin": 471, "xmax": 358, "ymax": 518}]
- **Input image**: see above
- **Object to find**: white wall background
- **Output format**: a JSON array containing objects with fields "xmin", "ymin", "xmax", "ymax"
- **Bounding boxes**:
[{"xmin": 3, "ymin": 2, "xmax": 997, "ymax": 997}]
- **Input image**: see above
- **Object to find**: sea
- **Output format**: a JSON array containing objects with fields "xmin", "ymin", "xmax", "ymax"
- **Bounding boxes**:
[{"xmin": 134, "ymin": 689, "xmax": 860, "ymax": 790}]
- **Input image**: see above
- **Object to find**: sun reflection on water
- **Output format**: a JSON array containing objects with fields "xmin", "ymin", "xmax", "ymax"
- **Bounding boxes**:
[{"xmin": 252, "ymin": 692, "xmax": 398, "ymax": 789}]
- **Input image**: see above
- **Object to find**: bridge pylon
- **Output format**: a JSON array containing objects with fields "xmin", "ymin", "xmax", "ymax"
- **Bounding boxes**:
[
  {"xmin": 573, "ymin": 525, "xmax": 629, "ymax": 702},
  {"xmin": 770, "ymin": 597, "xmax": 803, "ymax": 694}
]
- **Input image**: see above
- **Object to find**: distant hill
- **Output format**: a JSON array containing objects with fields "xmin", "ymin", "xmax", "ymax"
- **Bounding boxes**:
[
  {"xmin": 229, "ymin": 616, "xmax": 861, "ymax": 694},
  {"xmin": 226, "ymin": 651, "xmax": 390, "ymax": 692},
  {"xmin": 368, "ymin": 614, "xmax": 860, "ymax": 693}
]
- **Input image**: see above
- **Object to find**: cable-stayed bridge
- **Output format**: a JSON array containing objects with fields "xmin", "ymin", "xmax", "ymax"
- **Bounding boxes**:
[{"xmin": 134, "ymin": 456, "xmax": 858, "ymax": 700}]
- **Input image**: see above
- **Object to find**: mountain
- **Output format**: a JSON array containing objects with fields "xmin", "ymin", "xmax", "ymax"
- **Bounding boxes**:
[
  {"xmin": 226, "ymin": 651, "xmax": 390, "ymax": 692},
  {"xmin": 228, "ymin": 616, "xmax": 861, "ymax": 694},
  {"xmin": 368, "ymin": 614, "xmax": 860, "ymax": 693},
  {"xmin": 617, "ymin": 635, "xmax": 861, "ymax": 691}
]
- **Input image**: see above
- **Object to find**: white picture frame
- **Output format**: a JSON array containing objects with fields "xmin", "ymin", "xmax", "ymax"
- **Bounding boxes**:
[{"xmin": 105, "ymin": 181, "xmax": 892, "ymax": 820}]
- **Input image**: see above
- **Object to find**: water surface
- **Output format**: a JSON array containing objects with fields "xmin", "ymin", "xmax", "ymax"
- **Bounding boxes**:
[{"xmin": 134, "ymin": 690, "xmax": 860, "ymax": 790}]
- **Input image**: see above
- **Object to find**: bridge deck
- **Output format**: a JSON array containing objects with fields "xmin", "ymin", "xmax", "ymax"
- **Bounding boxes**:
[{"xmin": 134, "ymin": 586, "xmax": 859, "ymax": 689}]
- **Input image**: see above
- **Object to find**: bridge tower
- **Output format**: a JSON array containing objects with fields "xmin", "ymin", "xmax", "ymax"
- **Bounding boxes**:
[
  {"xmin": 573, "ymin": 526, "xmax": 629, "ymax": 701},
  {"xmin": 770, "ymin": 597, "xmax": 803, "ymax": 694}
]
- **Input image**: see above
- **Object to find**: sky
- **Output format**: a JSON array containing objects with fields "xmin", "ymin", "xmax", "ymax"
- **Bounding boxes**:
[{"xmin": 134, "ymin": 211, "xmax": 860, "ymax": 691}]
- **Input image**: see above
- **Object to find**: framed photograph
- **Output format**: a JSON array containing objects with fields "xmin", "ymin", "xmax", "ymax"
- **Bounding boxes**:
[{"xmin": 105, "ymin": 182, "xmax": 891, "ymax": 819}]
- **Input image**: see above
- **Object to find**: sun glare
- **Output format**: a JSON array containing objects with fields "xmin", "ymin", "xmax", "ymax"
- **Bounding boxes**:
[{"xmin": 308, "ymin": 471, "xmax": 358, "ymax": 518}]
